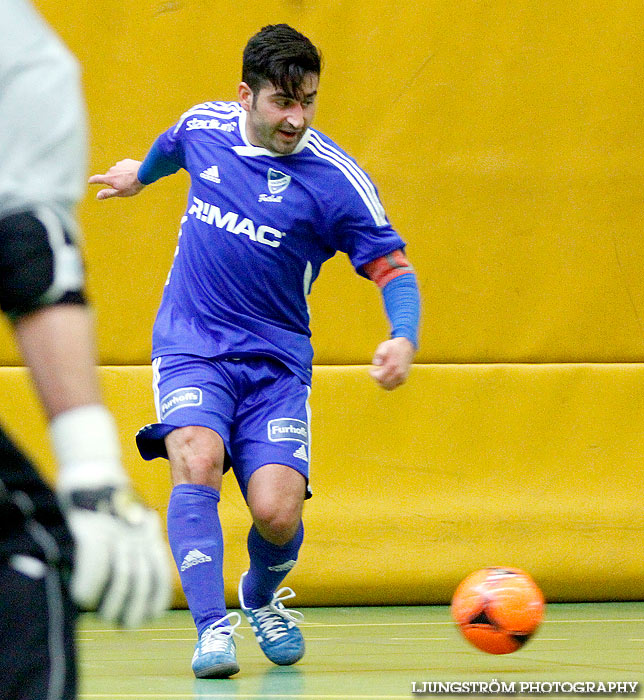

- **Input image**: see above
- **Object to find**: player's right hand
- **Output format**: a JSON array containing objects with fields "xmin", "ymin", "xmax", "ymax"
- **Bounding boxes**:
[
  {"xmin": 88, "ymin": 159, "xmax": 145, "ymax": 200},
  {"xmin": 62, "ymin": 485, "xmax": 172, "ymax": 627}
]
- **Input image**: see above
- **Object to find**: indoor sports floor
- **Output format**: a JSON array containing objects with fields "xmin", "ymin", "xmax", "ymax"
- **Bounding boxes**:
[{"xmin": 77, "ymin": 603, "xmax": 643, "ymax": 699}]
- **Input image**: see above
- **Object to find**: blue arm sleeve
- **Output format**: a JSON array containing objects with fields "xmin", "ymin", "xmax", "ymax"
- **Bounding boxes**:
[
  {"xmin": 381, "ymin": 273, "xmax": 421, "ymax": 349},
  {"xmin": 137, "ymin": 139, "xmax": 181, "ymax": 185}
]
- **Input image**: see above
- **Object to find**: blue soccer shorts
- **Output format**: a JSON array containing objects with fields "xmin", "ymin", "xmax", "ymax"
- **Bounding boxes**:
[{"xmin": 136, "ymin": 354, "xmax": 312, "ymax": 498}]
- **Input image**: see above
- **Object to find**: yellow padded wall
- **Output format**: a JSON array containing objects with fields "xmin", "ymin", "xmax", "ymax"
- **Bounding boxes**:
[
  {"xmin": 2, "ymin": 1, "xmax": 642, "ymax": 606},
  {"xmin": 1, "ymin": 1, "xmax": 642, "ymax": 365},
  {"xmin": 1, "ymin": 365, "xmax": 642, "ymax": 605}
]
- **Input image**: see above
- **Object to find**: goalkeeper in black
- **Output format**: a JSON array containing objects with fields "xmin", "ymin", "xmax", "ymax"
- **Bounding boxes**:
[{"xmin": 0, "ymin": 2, "xmax": 171, "ymax": 699}]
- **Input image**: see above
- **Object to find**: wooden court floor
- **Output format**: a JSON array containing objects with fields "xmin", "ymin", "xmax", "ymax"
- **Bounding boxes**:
[{"xmin": 77, "ymin": 602, "xmax": 644, "ymax": 699}]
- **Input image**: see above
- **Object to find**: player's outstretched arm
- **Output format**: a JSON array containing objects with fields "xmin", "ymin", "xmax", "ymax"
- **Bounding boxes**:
[
  {"xmin": 90, "ymin": 140, "xmax": 182, "ymax": 199},
  {"xmin": 88, "ymin": 158, "xmax": 145, "ymax": 200},
  {"xmin": 363, "ymin": 250, "xmax": 421, "ymax": 391}
]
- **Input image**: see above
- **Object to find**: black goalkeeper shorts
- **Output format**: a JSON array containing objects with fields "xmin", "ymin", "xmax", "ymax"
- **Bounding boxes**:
[{"xmin": 0, "ymin": 426, "xmax": 77, "ymax": 700}]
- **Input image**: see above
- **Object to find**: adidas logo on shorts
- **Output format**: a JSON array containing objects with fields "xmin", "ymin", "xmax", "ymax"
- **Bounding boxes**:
[{"xmin": 292, "ymin": 444, "xmax": 308, "ymax": 462}]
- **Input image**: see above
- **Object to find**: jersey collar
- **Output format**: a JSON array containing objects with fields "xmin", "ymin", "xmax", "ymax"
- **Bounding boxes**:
[{"xmin": 233, "ymin": 106, "xmax": 311, "ymax": 157}]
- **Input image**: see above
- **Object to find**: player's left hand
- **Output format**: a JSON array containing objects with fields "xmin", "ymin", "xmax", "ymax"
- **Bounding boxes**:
[{"xmin": 369, "ymin": 337, "xmax": 415, "ymax": 391}]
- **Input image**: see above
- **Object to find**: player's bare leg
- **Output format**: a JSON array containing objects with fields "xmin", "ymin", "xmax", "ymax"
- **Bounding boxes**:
[
  {"xmin": 166, "ymin": 425, "xmax": 226, "ymax": 490},
  {"xmin": 239, "ymin": 463, "xmax": 306, "ymax": 665},
  {"xmin": 247, "ymin": 463, "xmax": 306, "ymax": 545}
]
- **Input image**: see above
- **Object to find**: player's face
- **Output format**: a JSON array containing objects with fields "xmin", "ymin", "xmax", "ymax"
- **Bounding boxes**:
[{"xmin": 239, "ymin": 73, "xmax": 319, "ymax": 155}]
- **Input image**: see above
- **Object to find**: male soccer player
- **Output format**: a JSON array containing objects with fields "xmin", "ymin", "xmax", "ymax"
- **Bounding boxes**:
[
  {"xmin": 0, "ymin": 2, "xmax": 171, "ymax": 698},
  {"xmin": 90, "ymin": 24, "xmax": 421, "ymax": 679}
]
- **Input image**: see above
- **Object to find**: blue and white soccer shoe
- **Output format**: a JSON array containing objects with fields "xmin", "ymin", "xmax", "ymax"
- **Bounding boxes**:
[
  {"xmin": 192, "ymin": 612, "xmax": 242, "ymax": 679},
  {"xmin": 238, "ymin": 571, "xmax": 305, "ymax": 665}
]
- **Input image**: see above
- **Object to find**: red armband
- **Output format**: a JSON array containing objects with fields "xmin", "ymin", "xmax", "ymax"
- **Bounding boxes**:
[{"xmin": 363, "ymin": 250, "xmax": 414, "ymax": 289}]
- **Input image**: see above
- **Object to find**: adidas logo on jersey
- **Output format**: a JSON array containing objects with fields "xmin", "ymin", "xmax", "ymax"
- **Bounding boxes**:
[
  {"xmin": 180, "ymin": 549, "xmax": 212, "ymax": 572},
  {"xmin": 200, "ymin": 165, "xmax": 221, "ymax": 183},
  {"xmin": 292, "ymin": 444, "xmax": 308, "ymax": 461}
]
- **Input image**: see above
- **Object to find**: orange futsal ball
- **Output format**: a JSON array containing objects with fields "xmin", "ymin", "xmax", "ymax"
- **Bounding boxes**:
[{"xmin": 451, "ymin": 567, "xmax": 545, "ymax": 654}]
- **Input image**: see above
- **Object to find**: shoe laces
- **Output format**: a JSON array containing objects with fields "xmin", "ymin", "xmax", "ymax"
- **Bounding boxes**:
[
  {"xmin": 199, "ymin": 612, "xmax": 243, "ymax": 654},
  {"xmin": 253, "ymin": 587, "xmax": 304, "ymax": 643}
]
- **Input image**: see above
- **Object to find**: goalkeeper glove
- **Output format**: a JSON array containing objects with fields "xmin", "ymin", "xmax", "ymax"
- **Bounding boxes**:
[{"xmin": 52, "ymin": 405, "xmax": 172, "ymax": 627}]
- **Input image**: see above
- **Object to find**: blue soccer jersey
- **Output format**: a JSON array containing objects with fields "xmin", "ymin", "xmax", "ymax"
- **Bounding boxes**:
[{"xmin": 148, "ymin": 101, "xmax": 406, "ymax": 385}]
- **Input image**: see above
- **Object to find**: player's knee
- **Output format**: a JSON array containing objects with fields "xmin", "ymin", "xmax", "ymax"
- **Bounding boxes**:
[
  {"xmin": 167, "ymin": 425, "xmax": 224, "ymax": 487},
  {"xmin": 0, "ymin": 210, "xmax": 85, "ymax": 319},
  {"xmin": 172, "ymin": 445, "xmax": 222, "ymax": 486},
  {"xmin": 252, "ymin": 500, "xmax": 302, "ymax": 546},
  {"xmin": 181, "ymin": 454, "xmax": 222, "ymax": 486}
]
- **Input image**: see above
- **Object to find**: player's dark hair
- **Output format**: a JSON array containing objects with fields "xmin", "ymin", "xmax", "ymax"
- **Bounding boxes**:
[{"xmin": 242, "ymin": 24, "xmax": 322, "ymax": 100}]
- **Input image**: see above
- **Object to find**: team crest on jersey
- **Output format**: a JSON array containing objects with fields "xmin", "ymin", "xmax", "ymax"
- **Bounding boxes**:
[{"xmin": 267, "ymin": 168, "xmax": 291, "ymax": 194}]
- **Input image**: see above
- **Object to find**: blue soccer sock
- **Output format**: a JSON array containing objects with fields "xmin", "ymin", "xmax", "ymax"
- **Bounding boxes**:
[
  {"xmin": 242, "ymin": 522, "xmax": 304, "ymax": 609},
  {"xmin": 167, "ymin": 483, "xmax": 227, "ymax": 636}
]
